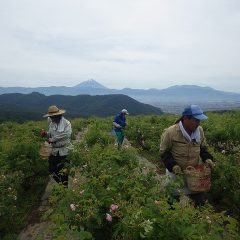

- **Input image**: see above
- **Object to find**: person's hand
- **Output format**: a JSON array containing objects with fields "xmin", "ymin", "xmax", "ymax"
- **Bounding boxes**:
[
  {"xmin": 40, "ymin": 129, "xmax": 47, "ymax": 137},
  {"xmin": 113, "ymin": 122, "xmax": 121, "ymax": 128},
  {"xmin": 172, "ymin": 165, "xmax": 182, "ymax": 175},
  {"xmin": 205, "ymin": 159, "xmax": 215, "ymax": 170},
  {"xmin": 47, "ymin": 138, "xmax": 53, "ymax": 144}
]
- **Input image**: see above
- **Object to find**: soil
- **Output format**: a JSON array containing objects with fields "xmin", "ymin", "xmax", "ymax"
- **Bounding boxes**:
[
  {"xmin": 18, "ymin": 130, "xmax": 163, "ymax": 239},
  {"xmin": 18, "ymin": 179, "xmax": 55, "ymax": 240},
  {"xmin": 18, "ymin": 129, "xmax": 88, "ymax": 240}
]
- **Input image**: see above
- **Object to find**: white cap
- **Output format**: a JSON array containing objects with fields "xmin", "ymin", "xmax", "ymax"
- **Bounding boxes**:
[{"xmin": 121, "ymin": 109, "xmax": 129, "ymax": 115}]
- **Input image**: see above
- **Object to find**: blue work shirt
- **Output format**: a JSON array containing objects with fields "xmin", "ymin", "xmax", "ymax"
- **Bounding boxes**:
[{"xmin": 113, "ymin": 113, "xmax": 126, "ymax": 132}]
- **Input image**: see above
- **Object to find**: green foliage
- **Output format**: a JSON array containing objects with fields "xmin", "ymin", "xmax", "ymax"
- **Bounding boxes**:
[
  {"xmin": 71, "ymin": 118, "xmax": 90, "ymax": 138},
  {"xmin": 0, "ymin": 171, "xmax": 24, "ymax": 231},
  {"xmin": 43, "ymin": 115, "xmax": 239, "ymax": 239},
  {"xmin": 0, "ymin": 120, "xmax": 49, "ymax": 238},
  {"xmin": 125, "ymin": 114, "xmax": 176, "ymax": 164},
  {"xmin": 125, "ymin": 111, "xmax": 240, "ymax": 218},
  {"xmin": 1, "ymin": 111, "xmax": 240, "ymax": 239},
  {"xmin": 209, "ymin": 152, "xmax": 240, "ymax": 216},
  {"xmin": 204, "ymin": 111, "xmax": 240, "ymax": 153}
]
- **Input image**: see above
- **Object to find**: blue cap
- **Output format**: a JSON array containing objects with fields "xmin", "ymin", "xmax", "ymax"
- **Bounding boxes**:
[{"xmin": 182, "ymin": 105, "xmax": 208, "ymax": 120}]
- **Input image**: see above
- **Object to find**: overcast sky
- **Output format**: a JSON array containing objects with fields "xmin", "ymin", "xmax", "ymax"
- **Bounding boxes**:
[{"xmin": 0, "ymin": 0, "xmax": 240, "ymax": 92}]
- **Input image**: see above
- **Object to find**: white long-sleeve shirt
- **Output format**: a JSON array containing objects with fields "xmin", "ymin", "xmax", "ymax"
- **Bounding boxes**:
[{"xmin": 47, "ymin": 117, "xmax": 72, "ymax": 156}]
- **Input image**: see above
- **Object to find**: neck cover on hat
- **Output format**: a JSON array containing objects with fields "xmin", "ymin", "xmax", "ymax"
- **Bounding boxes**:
[{"xmin": 179, "ymin": 121, "xmax": 200, "ymax": 143}]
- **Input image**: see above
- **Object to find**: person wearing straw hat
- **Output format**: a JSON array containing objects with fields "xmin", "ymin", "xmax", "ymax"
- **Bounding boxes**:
[
  {"xmin": 113, "ymin": 109, "xmax": 129, "ymax": 150},
  {"xmin": 160, "ymin": 104, "xmax": 214, "ymax": 206},
  {"xmin": 41, "ymin": 105, "xmax": 72, "ymax": 187}
]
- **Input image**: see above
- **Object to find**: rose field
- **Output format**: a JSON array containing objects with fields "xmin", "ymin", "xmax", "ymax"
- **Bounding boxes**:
[{"xmin": 0, "ymin": 111, "xmax": 240, "ymax": 239}]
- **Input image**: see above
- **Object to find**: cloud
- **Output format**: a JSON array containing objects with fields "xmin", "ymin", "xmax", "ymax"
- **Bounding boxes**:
[{"xmin": 0, "ymin": 0, "xmax": 240, "ymax": 92}]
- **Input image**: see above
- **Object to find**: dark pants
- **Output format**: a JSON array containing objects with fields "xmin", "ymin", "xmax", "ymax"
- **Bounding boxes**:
[
  {"xmin": 48, "ymin": 153, "xmax": 69, "ymax": 187},
  {"xmin": 169, "ymin": 192, "xmax": 206, "ymax": 208},
  {"xmin": 188, "ymin": 193, "xmax": 206, "ymax": 207}
]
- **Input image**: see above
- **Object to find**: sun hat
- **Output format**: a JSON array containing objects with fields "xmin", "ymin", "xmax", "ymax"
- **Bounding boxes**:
[
  {"xmin": 182, "ymin": 105, "xmax": 208, "ymax": 120},
  {"xmin": 121, "ymin": 109, "xmax": 129, "ymax": 115},
  {"xmin": 43, "ymin": 105, "xmax": 66, "ymax": 117}
]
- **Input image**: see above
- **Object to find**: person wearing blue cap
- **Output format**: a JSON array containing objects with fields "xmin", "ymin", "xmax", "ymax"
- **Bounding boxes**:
[
  {"xmin": 160, "ymin": 104, "xmax": 214, "ymax": 206},
  {"xmin": 113, "ymin": 109, "xmax": 129, "ymax": 149}
]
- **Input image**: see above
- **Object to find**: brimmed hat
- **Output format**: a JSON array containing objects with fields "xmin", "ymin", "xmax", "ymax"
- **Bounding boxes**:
[
  {"xmin": 121, "ymin": 109, "xmax": 129, "ymax": 115},
  {"xmin": 182, "ymin": 105, "xmax": 208, "ymax": 120},
  {"xmin": 43, "ymin": 105, "xmax": 66, "ymax": 117}
]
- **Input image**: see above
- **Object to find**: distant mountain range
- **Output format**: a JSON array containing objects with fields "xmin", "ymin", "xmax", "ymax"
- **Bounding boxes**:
[
  {"xmin": 0, "ymin": 92, "xmax": 163, "ymax": 122},
  {"xmin": 1, "ymin": 79, "xmax": 240, "ymax": 113},
  {"xmin": 1, "ymin": 79, "xmax": 240, "ymax": 101}
]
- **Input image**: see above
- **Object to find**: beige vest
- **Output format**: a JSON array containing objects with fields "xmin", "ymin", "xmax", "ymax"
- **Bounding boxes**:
[{"xmin": 160, "ymin": 124, "xmax": 206, "ymax": 170}]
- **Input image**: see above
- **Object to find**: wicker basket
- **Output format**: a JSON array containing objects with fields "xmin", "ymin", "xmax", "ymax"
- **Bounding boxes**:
[
  {"xmin": 39, "ymin": 142, "xmax": 52, "ymax": 158},
  {"xmin": 183, "ymin": 164, "xmax": 211, "ymax": 192}
]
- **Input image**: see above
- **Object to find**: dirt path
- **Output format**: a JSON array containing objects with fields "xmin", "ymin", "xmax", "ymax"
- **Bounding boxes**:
[
  {"xmin": 123, "ymin": 138, "xmax": 165, "ymax": 180},
  {"xmin": 18, "ymin": 178, "xmax": 56, "ymax": 240},
  {"xmin": 18, "ymin": 130, "xmax": 163, "ymax": 239},
  {"xmin": 18, "ymin": 128, "xmax": 88, "ymax": 240}
]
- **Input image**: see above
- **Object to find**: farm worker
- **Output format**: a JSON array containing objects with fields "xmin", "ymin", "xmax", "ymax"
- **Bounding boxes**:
[
  {"xmin": 41, "ymin": 105, "xmax": 72, "ymax": 187},
  {"xmin": 113, "ymin": 109, "xmax": 129, "ymax": 150},
  {"xmin": 160, "ymin": 104, "xmax": 214, "ymax": 206}
]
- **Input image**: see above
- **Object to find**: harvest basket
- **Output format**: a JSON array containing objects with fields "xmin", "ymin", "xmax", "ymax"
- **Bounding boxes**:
[
  {"xmin": 183, "ymin": 164, "xmax": 211, "ymax": 192},
  {"xmin": 39, "ymin": 141, "xmax": 52, "ymax": 158}
]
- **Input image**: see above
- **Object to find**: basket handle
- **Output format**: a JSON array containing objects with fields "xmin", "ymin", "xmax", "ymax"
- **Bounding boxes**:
[
  {"xmin": 185, "ymin": 166, "xmax": 195, "ymax": 171},
  {"xmin": 184, "ymin": 165, "xmax": 196, "ymax": 175}
]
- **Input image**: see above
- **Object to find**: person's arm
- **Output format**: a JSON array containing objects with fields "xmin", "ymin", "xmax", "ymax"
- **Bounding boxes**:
[
  {"xmin": 200, "ymin": 146, "xmax": 213, "ymax": 161},
  {"xmin": 199, "ymin": 127, "xmax": 215, "ymax": 169},
  {"xmin": 161, "ymin": 151, "xmax": 178, "ymax": 172},
  {"xmin": 49, "ymin": 122, "xmax": 72, "ymax": 143},
  {"xmin": 160, "ymin": 130, "xmax": 178, "ymax": 172},
  {"xmin": 113, "ymin": 115, "xmax": 122, "ymax": 128},
  {"xmin": 113, "ymin": 121, "xmax": 121, "ymax": 128}
]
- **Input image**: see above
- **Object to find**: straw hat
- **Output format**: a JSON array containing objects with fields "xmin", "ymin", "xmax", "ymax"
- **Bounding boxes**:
[{"xmin": 43, "ymin": 105, "xmax": 66, "ymax": 117}]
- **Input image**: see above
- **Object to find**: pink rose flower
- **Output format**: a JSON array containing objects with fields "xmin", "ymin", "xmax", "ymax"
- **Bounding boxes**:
[
  {"xmin": 106, "ymin": 213, "xmax": 112, "ymax": 222},
  {"xmin": 110, "ymin": 204, "xmax": 119, "ymax": 212}
]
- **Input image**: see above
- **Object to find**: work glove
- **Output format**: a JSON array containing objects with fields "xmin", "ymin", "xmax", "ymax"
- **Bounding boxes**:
[
  {"xmin": 205, "ymin": 159, "xmax": 215, "ymax": 170},
  {"xmin": 113, "ymin": 122, "xmax": 121, "ymax": 128},
  {"xmin": 172, "ymin": 165, "xmax": 182, "ymax": 175},
  {"xmin": 40, "ymin": 129, "xmax": 47, "ymax": 137}
]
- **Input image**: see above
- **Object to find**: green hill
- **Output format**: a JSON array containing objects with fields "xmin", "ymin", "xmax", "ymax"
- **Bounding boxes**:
[{"xmin": 0, "ymin": 92, "xmax": 163, "ymax": 122}]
